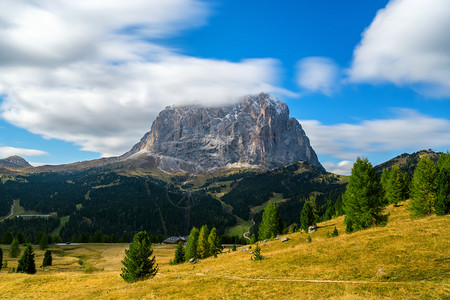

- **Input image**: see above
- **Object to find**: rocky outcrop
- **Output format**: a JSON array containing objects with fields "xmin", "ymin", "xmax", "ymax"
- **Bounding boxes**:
[{"xmin": 125, "ymin": 93, "xmax": 321, "ymax": 172}]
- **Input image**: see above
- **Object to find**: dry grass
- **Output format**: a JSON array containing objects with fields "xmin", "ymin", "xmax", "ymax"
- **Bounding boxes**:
[{"xmin": 0, "ymin": 201, "xmax": 449, "ymax": 299}]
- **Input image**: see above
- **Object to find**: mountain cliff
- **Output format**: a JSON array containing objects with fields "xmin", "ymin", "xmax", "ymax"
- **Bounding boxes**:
[{"xmin": 125, "ymin": 93, "xmax": 321, "ymax": 172}]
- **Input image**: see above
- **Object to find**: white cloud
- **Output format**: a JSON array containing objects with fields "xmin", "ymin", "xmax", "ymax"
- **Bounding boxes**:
[
  {"xmin": 300, "ymin": 109, "xmax": 450, "ymax": 162},
  {"xmin": 296, "ymin": 57, "xmax": 339, "ymax": 96},
  {"xmin": 0, "ymin": 1, "xmax": 285, "ymax": 157},
  {"xmin": 0, "ymin": 146, "xmax": 47, "ymax": 158},
  {"xmin": 349, "ymin": 0, "xmax": 450, "ymax": 97},
  {"xmin": 322, "ymin": 160, "xmax": 354, "ymax": 176}
]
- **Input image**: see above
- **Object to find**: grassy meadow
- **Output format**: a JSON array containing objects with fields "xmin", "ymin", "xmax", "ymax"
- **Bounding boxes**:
[{"xmin": 0, "ymin": 201, "xmax": 449, "ymax": 299}]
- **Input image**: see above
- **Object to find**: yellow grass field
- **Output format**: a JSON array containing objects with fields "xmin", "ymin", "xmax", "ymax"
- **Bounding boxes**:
[{"xmin": 0, "ymin": 201, "xmax": 449, "ymax": 299}]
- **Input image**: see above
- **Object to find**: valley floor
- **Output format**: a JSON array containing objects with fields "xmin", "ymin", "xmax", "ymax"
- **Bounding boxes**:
[{"xmin": 0, "ymin": 201, "xmax": 449, "ymax": 299}]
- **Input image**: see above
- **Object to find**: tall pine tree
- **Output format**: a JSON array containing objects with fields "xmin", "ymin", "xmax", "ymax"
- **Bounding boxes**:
[
  {"xmin": 197, "ymin": 225, "xmax": 210, "ymax": 259},
  {"xmin": 120, "ymin": 231, "xmax": 158, "ymax": 283},
  {"xmin": 16, "ymin": 244, "xmax": 36, "ymax": 274},
  {"xmin": 300, "ymin": 200, "xmax": 314, "ymax": 232},
  {"xmin": 343, "ymin": 157, "xmax": 384, "ymax": 233},
  {"xmin": 258, "ymin": 202, "xmax": 283, "ymax": 240},
  {"xmin": 409, "ymin": 157, "xmax": 438, "ymax": 218},
  {"xmin": 436, "ymin": 152, "xmax": 450, "ymax": 215},
  {"xmin": 184, "ymin": 227, "xmax": 199, "ymax": 261}
]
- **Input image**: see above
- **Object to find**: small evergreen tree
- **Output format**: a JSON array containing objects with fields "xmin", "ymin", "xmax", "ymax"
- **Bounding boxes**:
[
  {"xmin": 409, "ymin": 157, "xmax": 438, "ymax": 218},
  {"xmin": 43, "ymin": 250, "xmax": 52, "ymax": 267},
  {"xmin": 232, "ymin": 244, "xmax": 237, "ymax": 251},
  {"xmin": 300, "ymin": 200, "xmax": 315, "ymax": 232},
  {"xmin": 173, "ymin": 242, "xmax": 185, "ymax": 264},
  {"xmin": 334, "ymin": 195, "xmax": 344, "ymax": 217},
  {"xmin": 258, "ymin": 202, "xmax": 283, "ymax": 239},
  {"xmin": 16, "ymin": 244, "xmax": 36, "ymax": 274},
  {"xmin": 343, "ymin": 157, "xmax": 384, "ymax": 233},
  {"xmin": 436, "ymin": 152, "xmax": 450, "ymax": 215},
  {"xmin": 184, "ymin": 227, "xmax": 200, "ymax": 261},
  {"xmin": 39, "ymin": 234, "xmax": 49, "ymax": 250},
  {"xmin": 9, "ymin": 238, "xmax": 21, "ymax": 258},
  {"xmin": 197, "ymin": 225, "xmax": 210, "ymax": 259},
  {"xmin": 251, "ymin": 243, "xmax": 263, "ymax": 261},
  {"xmin": 0, "ymin": 247, "xmax": 3, "ymax": 271},
  {"xmin": 120, "ymin": 231, "xmax": 158, "ymax": 283},
  {"xmin": 331, "ymin": 226, "xmax": 339, "ymax": 237},
  {"xmin": 207, "ymin": 227, "xmax": 221, "ymax": 257}
]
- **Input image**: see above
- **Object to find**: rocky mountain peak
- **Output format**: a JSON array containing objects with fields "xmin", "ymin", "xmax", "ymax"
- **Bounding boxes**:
[
  {"xmin": 125, "ymin": 93, "xmax": 322, "ymax": 172},
  {"xmin": 0, "ymin": 155, "xmax": 32, "ymax": 170}
]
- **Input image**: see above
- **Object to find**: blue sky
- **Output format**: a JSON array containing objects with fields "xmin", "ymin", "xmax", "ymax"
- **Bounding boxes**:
[{"xmin": 0, "ymin": 0, "xmax": 449, "ymax": 174}]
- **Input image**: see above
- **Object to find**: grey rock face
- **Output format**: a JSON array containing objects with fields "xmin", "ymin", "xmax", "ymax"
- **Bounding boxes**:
[{"xmin": 125, "ymin": 93, "xmax": 321, "ymax": 172}]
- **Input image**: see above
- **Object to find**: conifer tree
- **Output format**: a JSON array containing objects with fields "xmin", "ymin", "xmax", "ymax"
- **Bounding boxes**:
[
  {"xmin": 343, "ymin": 157, "xmax": 384, "ymax": 233},
  {"xmin": 39, "ymin": 234, "xmax": 49, "ymax": 250},
  {"xmin": 207, "ymin": 227, "xmax": 221, "ymax": 257},
  {"xmin": 250, "ymin": 233, "xmax": 257, "ymax": 244},
  {"xmin": 323, "ymin": 199, "xmax": 335, "ymax": 221},
  {"xmin": 0, "ymin": 247, "xmax": 3, "ymax": 271},
  {"xmin": 409, "ymin": 157, "xmax": 438, "ymax": 218},
  {"xmin": 436, "ymin": 152, "xmax": 450, "ymax": 215},
  {"xmin": 1, "ymin": 232, "xmax": 13, "ymax": 245},
  {"xmin": 9, "ymin": 238, "xmax": 21, "ymax": 258},
  {"xmin": 197, "ymin": 225, "xmax": 210, "ymax": 259},
  {"xmin": 34, "ymin": 232, "xmax": 45, "ymax": 245},
  {"xmin": 334, "ymin": 195, "xmax": 344, "ymax": 217},
  {"xmin": 43, "ymin": 250, "xmax": 52, "ymax": 267},
  {"xmin": 258, "ymin": 202, "xmax": 283, "ymax": 239},
  {"xmin": 184, "ymin": 227, "xmax": 199, "ymax": 261},
  {"xmin": 331, "ymin": 226, "xmax": 339, "ymax": 237},
  {"xmin": 386, "ymin": 165, "xmax": 407, "ymax": 206},
  {"xmin": 16, "ymin": 244, "xmax": 36, "ymax": 274},
  {"xmin": 300, "ymin": 200, "xmax": 315, "ymax": 232},
  {"xmin": 173, "ymin": 242, "xmax": 185, "ymax": 264},
  {"xmin": 120, "ymin": 231, "xmax": 158, "ymax": 283}
]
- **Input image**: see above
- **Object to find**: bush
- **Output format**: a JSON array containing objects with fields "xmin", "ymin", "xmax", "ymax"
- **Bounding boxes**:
[{"xmin": 331, "ymin": 226, "xmax": 339, "ymax": 237}]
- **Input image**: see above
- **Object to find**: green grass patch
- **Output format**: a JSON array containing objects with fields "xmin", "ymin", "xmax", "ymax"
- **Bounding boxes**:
[
  {"xmin": 51, "ymin": 216, "xmax": 70, "ymax": 236},
  {"xmin": 251, "ymin": 193, "xmax": 288, "ymax": 214},
  {"xmin": 225, "ymin": 216, "xmax": 252, "ymax": 237}
]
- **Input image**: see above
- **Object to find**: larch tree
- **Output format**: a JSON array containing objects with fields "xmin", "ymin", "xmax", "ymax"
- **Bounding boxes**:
[
  {"xmin": 196, "ymin": 225, "xmax": 210, "ymax": 259},
  {"xmin": 9, "ymin": 237, "xmax": 21, "ymax": 258},
  {"xmin": 258, "ymin": 202, "xmax": 283, "ymax": 240},
  {"xmin": 409, "ymin": 157, "xmax": 438, "ymax": 218},
  {"xmin": 120, "ymin": 231, "xmax": 158, "ymax": 283},
  {"xmin": 184, "ymin": 227, "xmax": 199, "ymax": 261},
  {"xmin": 207, "ymin": 227, "xmax": 221, "ymax": 257},
  {"xmin": 343, "ymin": 157, "xmax": 384, "ymax": 233}
]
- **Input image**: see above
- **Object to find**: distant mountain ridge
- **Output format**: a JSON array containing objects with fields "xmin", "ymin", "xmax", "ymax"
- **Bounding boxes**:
[
  {"xmin": 124, "ymin": 93, "xmax": 322, "ymax": 172},
  {"xmin": 0, "ymin": 155, "xmax": 32, "ymax": 170},
  {"xmin": 374, "ymin": 149, "xmax": 442, "ymax": 175}
]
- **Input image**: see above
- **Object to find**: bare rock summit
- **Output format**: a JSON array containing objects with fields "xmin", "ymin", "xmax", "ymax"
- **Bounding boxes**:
[{"xmin": 125, "ymin": 93, "xmax": 321, "ymax": 172}]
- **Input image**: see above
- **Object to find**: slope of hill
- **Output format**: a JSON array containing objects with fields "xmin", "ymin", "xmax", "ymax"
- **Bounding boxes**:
[
  {"xmin": 375, "ymin": 149, "xmax": 442, "ymax": 175},
  {"xmin": 0, "ymin": 201, "xmax": 448, "ymax": 299}
]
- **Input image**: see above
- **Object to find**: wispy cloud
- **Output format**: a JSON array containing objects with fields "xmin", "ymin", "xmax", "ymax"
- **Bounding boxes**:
[
  {"xmin": 0, "ymin": 1, "xmax": 285, "ymax": 157},
  {"xmin": 0, "ymin": 146, "xmax": 47, "ymax": 158},
  {"xmin": 348, "ymin": 0, "xmax": 450, "ymax": 98},
  {"xmin": 300, "ymin": 109, "xmax": 450, "ymax": 171},
  {"xmin": 296, "ymin": 57, "xmax": 339, "ymax": 96}
]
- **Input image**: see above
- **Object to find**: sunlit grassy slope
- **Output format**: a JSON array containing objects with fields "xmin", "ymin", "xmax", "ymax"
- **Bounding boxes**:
[{"xmin": 0, "ymin": 201, "xmax": 448, "ymax": 299}]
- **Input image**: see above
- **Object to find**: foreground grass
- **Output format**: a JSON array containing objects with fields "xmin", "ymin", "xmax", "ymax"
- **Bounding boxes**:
[{"xmin": 0, "ymin": 201, "xmax": 449, "ymax": 299}]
